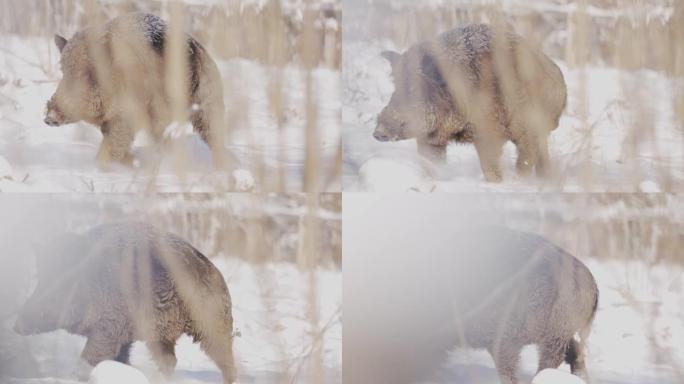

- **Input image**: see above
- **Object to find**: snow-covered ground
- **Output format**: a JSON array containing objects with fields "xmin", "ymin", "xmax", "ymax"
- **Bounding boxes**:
[
  {"xmin": 0, "ymin": 34, "xmax": 340, "ymax": 192},
  {"xmin": 342, "ymin": 1, "xmax": 684, "ymax": 192},
  {"xmin": 532, "ymin": 369, "xmax": 585, "ymax": 384}
]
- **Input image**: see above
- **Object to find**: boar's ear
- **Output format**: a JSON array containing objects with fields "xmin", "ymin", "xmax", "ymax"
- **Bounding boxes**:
[
  {"xmin": 54, "ymin": 35, "xmax": 68, "ymax": 53},
  {"xmin": 381, "ymin": 50, "xmax": 401, "ymax": 67}
]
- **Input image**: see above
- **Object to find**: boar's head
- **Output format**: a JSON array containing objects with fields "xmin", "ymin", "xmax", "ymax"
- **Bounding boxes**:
[
  {"xmin": 373, "ymin": 50, "xmax": 438, "ymax": 141},
  {"xmin": 374, "ymin": 48, "xmax": 451, "ymax": 143},
  {"xmin": 44, "ymin": 34, "xmax": 104, "ymax": 127},
  {"xmin": 14, "ymin": 234, "xmax": 85, "ymax": 335}
]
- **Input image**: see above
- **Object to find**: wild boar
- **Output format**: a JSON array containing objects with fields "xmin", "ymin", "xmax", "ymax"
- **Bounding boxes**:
[
  {"xmin": 345, "ymin": 226, "xmax": 598, "ymax": 384},
  {"xmin": 45, "ymin": 13, "xmax": 226, "ymax": 167},
  {"xmin": 374, "ymin": 24, "xmax": 567, "ymax": 182},
  {"xmin": 13, "ymin": 222, "xmax": 236, "ymax": 384}
]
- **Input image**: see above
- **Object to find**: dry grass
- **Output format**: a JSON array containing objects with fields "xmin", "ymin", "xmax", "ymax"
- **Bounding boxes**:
[
  {"xmin": 497, "ymin": 193, "xmax": 684, "ymax": 265},
  {"xmin": 0, "ymin": 0, "xmax": 340, "ymax": 68}
]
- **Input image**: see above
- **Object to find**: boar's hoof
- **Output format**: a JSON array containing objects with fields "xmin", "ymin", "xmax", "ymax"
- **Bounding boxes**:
[{"xmin": 484, "ymin": 171, "xmax": 503, "ymax": 183}]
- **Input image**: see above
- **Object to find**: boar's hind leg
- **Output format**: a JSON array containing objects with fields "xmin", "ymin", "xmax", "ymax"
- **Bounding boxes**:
[
  {"xmin": 114, "ymin": 342, "xmax": 133, "ymax": 364},
  {"xmin": 147, "ymin": 340, "xmax": 177, "ymax": 378},
  {"xmin": 537, "ymin": 338, "xmax": 568, "ymax": 372},
  {"xmin": 81, "ymin": 331, "xmax": 125, "ymax": 366},
  {"xmin": 535, "ymin": 135, "xmax": 551, "ymax": 178},
  {"xmin": 474, "ymin": 136, "xmax": 505, "ymax": 182},
  {"xmin": 565, "ymin": 338, "xmax": 589, "ymax": 381},
  {"xmin": 200, "ymin": 331, "xmax": 237, "ymax": 384},
  {"xmin": 513, "ymin": 126, "xmax": 552, "ymax": 179},
  {"xmin": 514, "ymin": 137, "xmax": 535, "ymax": 178}
]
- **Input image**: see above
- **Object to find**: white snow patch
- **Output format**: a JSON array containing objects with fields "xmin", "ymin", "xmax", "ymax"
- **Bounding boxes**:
[
  {"xmin": 532, "ymin": 369, "xmax": 586, "ymax": 384},
  {"xmin": 88, "ymin": 361, "xmax": 149, "ymax": 384},
  {"xmin": 231, "ymin": 169, "xmax": 256, "ymax": 192},
  {"xmin": 639, "ymin": 180, "xmax": 661, "ymax": 192},
  {"xmin": 358, "ymin": 158, "xmax": 434, "ymax": 192}
]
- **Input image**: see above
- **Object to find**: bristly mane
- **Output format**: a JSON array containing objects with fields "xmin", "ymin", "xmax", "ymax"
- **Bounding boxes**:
[{"xmin": 133, "ymin": 13, "xmax": 201, "ymax": 98}]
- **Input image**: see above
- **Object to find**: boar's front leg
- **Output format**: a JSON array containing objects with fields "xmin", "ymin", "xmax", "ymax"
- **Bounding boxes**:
[
  {"xmin": 96, "ymin": 118, "xmax": 135, "ymax": 167},
  {"xmin": 81, "ymin": 330, "xmax": 128, "ymax": 366},
  {"xmin": 417, "ymin": 141, "xmax": 447, "ymax": 164},
  {"xmin": 488, "ymin": 342, "xmax": 523, "ymax": 384},
  {"xmin": 536, "ymin": 338, "xmax": 568, "ymax": 372}
]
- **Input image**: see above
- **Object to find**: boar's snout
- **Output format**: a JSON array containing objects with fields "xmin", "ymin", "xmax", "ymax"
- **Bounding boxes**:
[
  {"xmin": 374, "ymin": 106, "xmax": 410, "ymax": 142},
  {"xmin": 374, "ymin": 120, "xmax": 407, "ymax": 142},
  {"xmin": 44, "ymin": 97, "xmax": 68, "ymax": 126},
  {"xmin": 373, "ymin": 123, "xmax": 391, "ymax": 142},
  {"xmin": 44, "ymin": 116, "xmax": 60, "ymax": 126}
]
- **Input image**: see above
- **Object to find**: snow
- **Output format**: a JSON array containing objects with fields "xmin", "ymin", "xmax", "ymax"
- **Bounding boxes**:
[
  {"xmin": 357, "ymin": 158, "xmax": 432, "ymax": 192},
  {"xmin": 580, "ymin": 259, "xmax": 684, "ymax": 383},
  {"xmin": 342, "ymin": 5, "xmax": 684, "ymax": 192},
  {"xmin": 89, "ymin": 361, "xmax": 149, "ymax": 384},
  {"xmin": 360, "ymin": 0, "xmax": 675, "ymax": 23},
  {"xmin": 0, "ymin": 34, "xmax": 340, "ymax": 192},
  {"xmin": 532, "ymin": 369, "xmax": 586, "ymax": 384},
  {"xmin": 230, "ymin": 169, "xmax": 256, "ymax": 192}
]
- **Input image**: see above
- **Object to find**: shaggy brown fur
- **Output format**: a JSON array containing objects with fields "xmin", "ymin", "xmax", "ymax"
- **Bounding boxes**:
[
  {"xmin": 453, "ymin": 228, "xmax": 598, "ymax": 384},
  {"xmin": 13, "ymin": 222, "xmax": 236, "ymax": 384},
  {"xmin": 45, "ymin": 13, "xmax": 225, "ymax": 167},
  {"xmin": 374, "ymin": 24, "xmax": 567, "ymax": 182}
]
